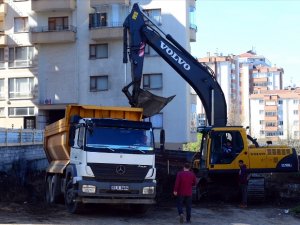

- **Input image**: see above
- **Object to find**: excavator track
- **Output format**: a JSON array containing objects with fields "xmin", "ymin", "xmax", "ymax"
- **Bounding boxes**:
[{"xmin": 247, "ymin": 175, "xmax": 266, "ymax": 202}]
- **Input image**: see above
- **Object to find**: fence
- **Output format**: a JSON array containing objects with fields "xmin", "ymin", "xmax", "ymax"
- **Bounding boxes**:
[{"xmin": 0, "ymin": 129, "xmax": 44, "ymax": 146}]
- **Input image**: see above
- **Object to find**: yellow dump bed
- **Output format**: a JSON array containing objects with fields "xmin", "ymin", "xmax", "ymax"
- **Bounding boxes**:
[{"xmin": 44, "ymin": 105, "xmax": 143, "ymax": 173}]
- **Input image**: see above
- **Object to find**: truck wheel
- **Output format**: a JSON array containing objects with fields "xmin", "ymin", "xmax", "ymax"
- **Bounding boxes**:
[
  {"xmin": 45, "ymin": 175, "xmax": 62, "ymax": 204},
  {"xmin": 130, "ymin": 204, "xmax": 150, "ymax": 214},
  {"xmin": 65, "ymin": 180, "xmax": 83, "ymax": 214},
  {"xmin": 45, "ymin": 175, "xmax": 52, "ymax": 204}
]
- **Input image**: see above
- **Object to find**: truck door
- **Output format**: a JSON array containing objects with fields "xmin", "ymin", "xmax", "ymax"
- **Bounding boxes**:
[
  {"xmin": 70, "ymin": 126, "xmax": 84, "ymax": 165},
  {"xmin": 208, "ymin": 130, "xmax": 249, "ymax": 171}
]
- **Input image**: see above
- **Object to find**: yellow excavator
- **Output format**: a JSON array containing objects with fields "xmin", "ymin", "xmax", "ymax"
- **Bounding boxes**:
[{"xmin": 123, "ymin": 3, "xmax": 299, "ymax": 201}]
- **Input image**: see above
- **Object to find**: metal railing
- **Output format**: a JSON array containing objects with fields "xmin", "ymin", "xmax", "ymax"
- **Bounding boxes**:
[
  {"xmin": 89, "ymin": 21, "xmax": 123, "ymax": 29},
  {"xmin": 0, "ymin": 129, "xmax": 44, "ymax": 146},
  {"xmin": 30, "ymin": 25, "xmax": 77, "ymax": 33}
]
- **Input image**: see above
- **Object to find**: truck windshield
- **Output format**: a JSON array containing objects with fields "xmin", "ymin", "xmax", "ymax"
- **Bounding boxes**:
[{"xmin": 85, "ymin": 127, "xmax": 154, "ymax": 153}]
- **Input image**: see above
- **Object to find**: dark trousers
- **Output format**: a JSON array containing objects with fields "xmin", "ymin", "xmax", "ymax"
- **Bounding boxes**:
[
  {"xmin": 177, "ymin": 196, "xmax": 192, "ymax": 222},
  {"xmin": 240, "ymin": 184, "xmax": 248, "ymax": 205}
]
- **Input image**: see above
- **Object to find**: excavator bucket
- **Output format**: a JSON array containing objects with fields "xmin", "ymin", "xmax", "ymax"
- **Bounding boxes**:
[{"xmin": 134, "ymin": 88, "xmax": 175, "ymax": 118}]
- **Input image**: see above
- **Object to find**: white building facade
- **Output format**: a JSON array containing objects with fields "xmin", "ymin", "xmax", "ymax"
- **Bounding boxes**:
[
  {"xmin": 0, "ymin": 0, "xmax": 197, "ymax": 149},
  {"xmin": 250, "ymin": 89, "xmax": 300, "ymax": 141}
]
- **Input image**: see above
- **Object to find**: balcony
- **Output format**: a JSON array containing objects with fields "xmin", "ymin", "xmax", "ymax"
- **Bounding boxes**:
[
  {"xmin": 30, "ymin": 26, "xmax": 76, "ymax": 44},
  {"xmin": 31, "ymin": 0, "xmax": 75, "ymax": 12},
  {"xmin": 90, "ymin": 23, "xmax": 123, "ymax": 41},
  {"xmin": 91, "ymin": 0, "xmax": 129, "ymax": 5},
  {"xmin": 0, "ymin": 33, "xmax": 7, "ymax": 46},
  {"xmin": 0, "ymin": 2, "xmax": 7, "ymax": 20}
]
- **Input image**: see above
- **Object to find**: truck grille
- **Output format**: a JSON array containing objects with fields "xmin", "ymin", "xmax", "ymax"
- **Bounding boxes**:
[{"xmin": 87, "ymin": 163, "xmax": 151, "ymax": 182}]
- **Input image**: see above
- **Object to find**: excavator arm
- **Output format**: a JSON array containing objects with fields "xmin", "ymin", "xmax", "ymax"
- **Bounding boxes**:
[{"xmin": 123, "ymin": 3, "xmax": 227, "ymax": 126}]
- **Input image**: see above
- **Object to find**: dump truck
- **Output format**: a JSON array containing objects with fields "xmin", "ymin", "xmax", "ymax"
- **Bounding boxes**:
[{"xmin": 44, "ymin": 105, "xmax": 156, "ymax": 213}]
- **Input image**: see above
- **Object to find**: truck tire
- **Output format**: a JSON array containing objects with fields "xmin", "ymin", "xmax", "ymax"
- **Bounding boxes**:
[
  {"xmin": 45, "ymin": 175, "xmax": 63, "ymax": 204},
  {"xmin": 65, "ymin": 180, "xmax": 83, "ymax": 214},
  {"xmin": 45, "ymin": 175, "xmax": 52, "ymax": 204},
  {"xmin": 130, "ymin": 204, "xmax": 150, "ymax": 214}
]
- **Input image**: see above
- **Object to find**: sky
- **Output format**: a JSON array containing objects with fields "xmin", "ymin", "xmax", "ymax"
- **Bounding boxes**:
[{"xmin": 191, "ymin": 0, "xmax": 300, "ymax": 87}]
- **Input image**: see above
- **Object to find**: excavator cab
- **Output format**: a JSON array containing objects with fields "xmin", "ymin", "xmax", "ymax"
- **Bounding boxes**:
[{"xmin": 196, "ymin": 127, "xmax": 250, "ymax": 173}]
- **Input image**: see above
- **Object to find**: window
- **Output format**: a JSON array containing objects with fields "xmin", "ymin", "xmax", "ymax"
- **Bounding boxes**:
[
  {"xmin": 48, "ymin": 17, "xmax": 69, "ymax": 31},
  {"xmin": 14, "ymin": 17, "xmax": 29, "ymax": 32},
  {"xmin": 77, "ymin": 127, "xmax": 85, "ymax": 148},
  {"xmin": 293, "ymin": 110, "xmax": 299, "ymax": 115},
  {"xmin": 260, "ymin": 130, "xmax": 265, "ymax": 135},
  {"xmin": 9, "ymin": 46, "xmax": 34, "ymax": 68},
  {"xmin": 0, "ymin": 48, "xmax": 4, "ymax": 68},
  {"xmin": 0, "ymin": 78, "xmax": 4, "ymax": 100},
  {"xmin": 259, "ymin": 100, "xmax": 264, "ymax": 104},
  {"xmin": 0, "ymin": 107, "xmax": 4, "ymax": 117},
  {"xmin": 9, "ymin": 77, "xmax": 34, "ymax": 98},
  {"xmin": 143, "ymin": 73, "xmax": 162, "ymax": 89},
  {"xmin": 90, "ymin": 76, "xmax": 108, "ymax": 91},
  {"xmin": 278, "ymin": 100, "xmax": 283, "ymax": 104},
  {"xmin": 8, "ymin": 107, "xmax": 34, "ymax": 117},
  {"xmin": 294, "ymin": 120, "xmax": 299, "ymax": 126},
  {"xmin": 293, "ymin": 100, "xmax": 299, "ymax": 104},
  {"xmin": 259, "ymin": 110, "xmax": 264, "ymax": 115},
  {"xmin": 89, "ymin": 44, "xmax": 108, "ymax": 59},
  {"xmin": 210, "ymin": 131, "xmax": 244, "ymax": 164},
  {"xmin": 265, "ymin": 131, "xmax": 283, "ymax": 136},
  {"xmin": 265, "ymin": 122, "xmax": 276, "ymax": 127},
  {"xmin": 144, "ymin": 45, "xmax": 158, "ymax": 56},
  {"xmin": 294, "ymin": 131, "xmax": 300, "ymax": 137},
  {"xmin": 145, "ymin": 113, "xmax": 163, "ymax": 128},
  {"xmin": 265, "ymin": 111, "xmax": 277, "ymax": 116},
  {"xmin": 143, "ymin": 9, "xmax": 162, "ymax": 25},
  {"xmin": 259, "ymin": 120, "xmax": 264, "ymax": 125},
  {"xmin": 278, "ymin": 121, "xmax": 283, "ymax": 125},
  {"xmin": 89, "ymin": 13, "xmax": 107, "ymax": 28}
]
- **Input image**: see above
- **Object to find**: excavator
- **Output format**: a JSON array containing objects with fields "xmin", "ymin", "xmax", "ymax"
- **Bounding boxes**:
[{"xmin": 122, "ymin": 3, "xmax": 299, "ymax": 201}]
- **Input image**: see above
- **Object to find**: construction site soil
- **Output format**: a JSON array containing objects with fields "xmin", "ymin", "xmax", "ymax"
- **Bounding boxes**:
[{"xmin": 0, "ymin": 172, "xmax": 300, "ymax": 225}]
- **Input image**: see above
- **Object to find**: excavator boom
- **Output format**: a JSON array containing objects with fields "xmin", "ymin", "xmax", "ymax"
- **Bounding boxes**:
[{"xmin": 123, "ymin": 3, "xmax": 227, "ymax": 126}]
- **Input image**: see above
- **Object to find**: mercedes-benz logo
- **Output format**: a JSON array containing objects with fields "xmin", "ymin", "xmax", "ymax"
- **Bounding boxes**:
[{"xmin": 116, "ymin": 165, "xmax": 126, "ymax": 175}]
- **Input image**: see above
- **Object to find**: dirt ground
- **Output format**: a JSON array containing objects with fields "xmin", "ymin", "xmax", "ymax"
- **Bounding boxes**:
[
  {"xmin": 0, "ymin": 201, "xmax": 299, "ymax": 225},
  {"xmin": 0, "ymin": 170, "xmax": 300, "ymax": 225}
]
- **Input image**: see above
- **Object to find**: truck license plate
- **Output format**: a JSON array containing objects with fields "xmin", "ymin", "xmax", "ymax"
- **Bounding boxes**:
[{"xmin": 111, "ymin": 185, "xmax": 129, "ymax": 191}]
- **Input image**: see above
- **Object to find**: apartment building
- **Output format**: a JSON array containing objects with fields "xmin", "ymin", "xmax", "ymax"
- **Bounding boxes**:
[
  {"xmin": 198, "ymin": 53, "xmax": 239, "ymax": 126},
  {"xmin": 197, "ymin": 50, "xmax": 284, "ymax": 128},
  {"xmin": 0, "ymin": 0, "xmax": 197, "ymax": 149},
  {"xmin": 250, "ymin": 88, "xmax": 300, "ymax": 141},
  {"xmin": 0, "ymin": 0, "xmax": 37, "ymax": 129},
  {"xmin": 238, "ymin": 51, "xmax": 283, "ymax": 127}
]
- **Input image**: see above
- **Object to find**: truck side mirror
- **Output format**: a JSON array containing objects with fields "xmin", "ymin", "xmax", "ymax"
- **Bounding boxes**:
[
  {"xmin": 69, "ymin": 125, "xmax": 75, "ymax": 147},
  {"xmin": 160, "ymin": 129, "xmax": 165, "ymax": 151}
]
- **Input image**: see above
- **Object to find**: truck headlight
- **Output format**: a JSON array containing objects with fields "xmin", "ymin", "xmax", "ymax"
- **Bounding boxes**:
[
  {"xmin": 142, "ymin": 186, "xmax": 155, "ymax": 195},
  {"xmin": 82, "ymin": 185, "xmax": 96, "ymax": 193}
]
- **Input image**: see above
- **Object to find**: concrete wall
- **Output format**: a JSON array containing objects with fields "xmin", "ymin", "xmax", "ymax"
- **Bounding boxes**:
[{"xmin": 0, "ymin": 145, "xmax": 47, "ymax": 172}]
